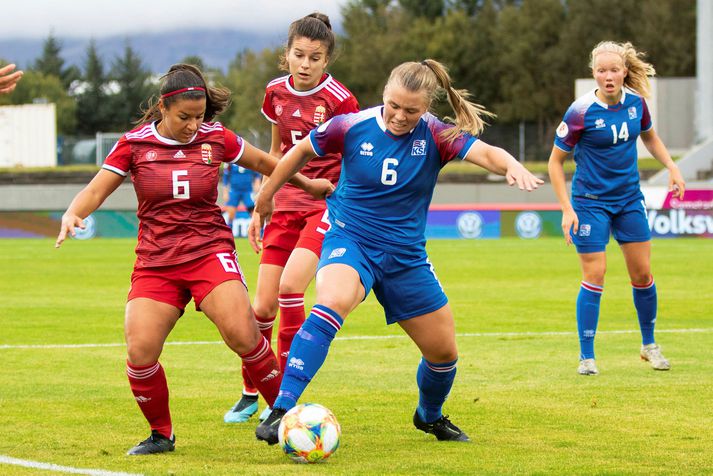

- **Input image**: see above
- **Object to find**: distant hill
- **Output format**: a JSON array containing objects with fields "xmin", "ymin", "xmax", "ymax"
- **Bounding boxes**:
[{"xmin": 0, "ymin": 29, "xmax": 286, "ymax": 74}]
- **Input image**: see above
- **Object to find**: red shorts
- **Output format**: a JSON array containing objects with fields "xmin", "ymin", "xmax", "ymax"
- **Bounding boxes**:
[
  {"xmin": 128, "ymin": 250, "xmax": 247, "ymax": 312},
  {"xmin": 261, "ymin": 208, "xmax": 330, "ymax": 267}
]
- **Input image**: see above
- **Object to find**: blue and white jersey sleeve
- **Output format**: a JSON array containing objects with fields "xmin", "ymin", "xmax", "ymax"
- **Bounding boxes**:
[
  {"xmin": 426, "ymin": 114, "xmax": 478, "ymax": 165},
  {"xmin": 554, "ymin": 94, "xmax": 590, "ymax": 152},
  {"xmin": 309, "ymin": 115, "xmax": 351, "ymax": 157}
]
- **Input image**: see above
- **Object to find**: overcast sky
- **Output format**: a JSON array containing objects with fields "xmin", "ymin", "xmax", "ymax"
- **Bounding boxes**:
[{"xmin": 0, "ymin": 0, "xmax": 349, "ymax": 39}]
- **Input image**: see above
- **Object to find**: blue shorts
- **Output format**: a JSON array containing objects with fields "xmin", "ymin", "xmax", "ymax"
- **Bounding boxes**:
[
  {"xmin": 571, "ymin": 195, "xmax": 651, "ymax": 253},
  {"xmin": 318, "ymin": 231, "xmax": 448, "ymax": 324},
  {"xmin": 227, "ymin": 190, "xmax": 254, "ymax": 209}
]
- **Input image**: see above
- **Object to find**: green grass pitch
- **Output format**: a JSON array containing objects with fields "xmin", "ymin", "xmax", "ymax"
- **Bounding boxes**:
[{"xmin": 1, "ymin": 237, "xmax": 712, "ymax": 475}]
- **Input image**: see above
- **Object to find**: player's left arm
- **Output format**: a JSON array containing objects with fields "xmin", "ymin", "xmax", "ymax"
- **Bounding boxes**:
[
  {"xmin": 463, "ymin": 140, "xmax": 543, "ymax": 191},
  {"xmin": 640, "ymin": 128, "xmax": 685, "ymax": 199}
]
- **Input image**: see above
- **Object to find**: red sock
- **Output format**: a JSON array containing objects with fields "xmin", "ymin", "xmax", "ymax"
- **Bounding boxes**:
[
  {"xmin": 126, "ymin": 361, "xmax": 172, "ymax": 438},
  {"xmin": 242, "ymin": 312, "xmax": 275, "ymax": 394},
  {"xmin": 240, "ymin": 336, "xmax": 281, "ymax": 407},
  {"xmin": 277, "ymin": 293, "xmax": 306, "ymax": 372}
]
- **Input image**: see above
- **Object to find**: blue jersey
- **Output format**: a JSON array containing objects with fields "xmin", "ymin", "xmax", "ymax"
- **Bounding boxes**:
[
  {"xmin": 309, "ymin": 106, "xmax": 477, "ymax": 251},
  {"xmin": 223, "ymin": 163, "xmax": 258, "ymax": 192},
  {"xmin": 554, "ymin": 89, "xmax": 652, "ymax": 202}
]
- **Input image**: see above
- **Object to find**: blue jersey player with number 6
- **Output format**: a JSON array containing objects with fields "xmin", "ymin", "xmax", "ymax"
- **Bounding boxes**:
[
  {"xmin": 252, "ymin": 59, "xmax": 543, "ymax": 445},
  {"xmin": 548, "ymin": 41, "xmax": 686, "ymax": 376}
]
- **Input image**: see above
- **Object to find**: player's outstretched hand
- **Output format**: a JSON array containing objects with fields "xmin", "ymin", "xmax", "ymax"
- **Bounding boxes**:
[
  {"xmin": 0, "ymin": 63, "xmax": 23, "ymax": 94},
  {"xmin": 306, "ymin": 178, "xmax": 335, "ymax": 200},
  {"xmin": 505, "ymin": 163, "xmax": 544, "ymax": 191},
  {"xmin": 247, "ymin": 211, "xmax": 264, "ymax": 254},
  {"xmin": 55, "ymin": 214, "xmax": 85, "ymax": 248}
]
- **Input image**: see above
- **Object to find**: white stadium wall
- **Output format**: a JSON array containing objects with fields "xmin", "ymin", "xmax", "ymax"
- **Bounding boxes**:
[{"xmin": 0, "ymin": 103, "xmax": 57, "ymax": 168}]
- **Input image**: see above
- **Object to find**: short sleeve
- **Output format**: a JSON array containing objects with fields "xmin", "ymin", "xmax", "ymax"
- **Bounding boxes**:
[
  {"xmin": 102, "ymin": 136, "xmax": 131, "ymax": 176},
  {"xmin": 641, "ymin": 97, "xmax": 653, "ymax": 132},
  {"xmin": 224, "ymin": 129, "xmax": 245, "ymax": 164},
  {"xmin": 261, "ymin": 91, "xmax": 277, "ymax": 124},
  {"xmin": 554, "ymin": 104, "xmax": 585, "ymax": 152},
  {"xmin": 309, "ymin": 116, "xmax": 350, "ymax": 157},
  {"xmin": 425, "ymin": 115, "xmax": 476, "ymax": 166}
]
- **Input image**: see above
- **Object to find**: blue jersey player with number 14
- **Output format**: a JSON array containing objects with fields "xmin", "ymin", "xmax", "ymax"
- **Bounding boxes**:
[
  {"xmin": 548, "ymin": 41, "xmax": 686, "ymax": 376},
  {"xmin": 251, "ymin": 59, "xmax": 543, "ymax": 445}
]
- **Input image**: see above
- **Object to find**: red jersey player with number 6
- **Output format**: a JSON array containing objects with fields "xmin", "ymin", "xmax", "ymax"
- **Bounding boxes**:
[
  {"xmin": 55, "ymin": 64, "xmax": 333, "ymax": 455},
  {"xmin": 223, "ymin": 13, "xmax": 359, "ymax": 423}
]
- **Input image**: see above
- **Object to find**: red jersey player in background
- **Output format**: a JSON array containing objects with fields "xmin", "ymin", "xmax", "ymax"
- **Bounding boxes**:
[
  {"xmin": 223, "ymin": 12, "xmax": 359, "ymax": 423},
  {"xmin": 55, "ymin": 64, "xmax": 334, "ymax": 455}
]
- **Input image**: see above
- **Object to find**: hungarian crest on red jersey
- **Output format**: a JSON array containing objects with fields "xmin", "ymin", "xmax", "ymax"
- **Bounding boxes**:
[
  {"xmin": 201, "ymin": 143, "xmax": 213, "ymax": 164},
  {"xmin": 145, "ymin": 150, "xmax": 157, "ymax": 162},
  {"xmin": 313, "ymin": 105, "xmax": 326, "ymax": 125}
]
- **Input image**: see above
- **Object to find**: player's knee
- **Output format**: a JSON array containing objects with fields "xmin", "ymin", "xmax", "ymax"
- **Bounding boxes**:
[
  {"xmin": 252, "ymin": 299, "xmax": 278, "ymax": 319},
  {"xmin": 277, "ymin": 279, "xmax": 304, "ymax": 295},
  {"xmin": 126, "ymin": 340, "xmax": 161, "ymax": 366},
  {"xmin": 631, "ymin": 271, "xmax": 652, "ymax": 286}
]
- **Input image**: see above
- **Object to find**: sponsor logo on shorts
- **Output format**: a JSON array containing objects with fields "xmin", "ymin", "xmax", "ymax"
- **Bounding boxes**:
[
  {"xmin": 579, "ymin": 224, "xmax": 591, "ymax": 237},
  {"xmin": 328, "ymin": 247, "xmax": 347, "ymax": 259}
]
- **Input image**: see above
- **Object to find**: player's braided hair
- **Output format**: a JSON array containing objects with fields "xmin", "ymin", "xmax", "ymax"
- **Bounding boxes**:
[
  {"xmin": 279, "ymin": 12, "xmax": 335, "ymax": 72},
  {"xmin": 385, "ymin": 59, "xmax": 495, "ymax": 143},
  {"xmin": 138, "ymin": 63, "xmax": 231, "ymax": 124},
  {"xmin": 590, "ymin": 41, "xmax": 656, "ymax": 98}
]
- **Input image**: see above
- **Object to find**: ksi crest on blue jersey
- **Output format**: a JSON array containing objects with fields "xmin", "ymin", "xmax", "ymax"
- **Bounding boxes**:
[{"xmin": 411, "ymin": 140, "xmax": 427, "ymax": 156}]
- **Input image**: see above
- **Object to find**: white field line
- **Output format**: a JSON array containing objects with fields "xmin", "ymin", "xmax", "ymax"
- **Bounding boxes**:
[
  {"xmin": 0, "ymin": 455, "xmax": 142, "ymax": 476},
  {"xmin": 0, "ymin": 328, "xmax": 711, "ymax": 350}
]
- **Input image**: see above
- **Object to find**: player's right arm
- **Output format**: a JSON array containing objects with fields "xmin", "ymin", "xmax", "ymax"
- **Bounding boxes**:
[
  {"xmin": 55, "ymin": 169, "xmax": 124, "ymax": 248},
  {"xmin": 547, "ymin": 146, "xmax": 577, "ymax": 245}
]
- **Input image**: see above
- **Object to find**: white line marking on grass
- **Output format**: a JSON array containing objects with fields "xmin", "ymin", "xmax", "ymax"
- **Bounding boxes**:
[
  {"xmin": 0, "ymin": 328, "xmax": 711, "ymax": 350},
  {"xmin": 0, "ymin": 455, "xmax": 142, "ymax": 476}
]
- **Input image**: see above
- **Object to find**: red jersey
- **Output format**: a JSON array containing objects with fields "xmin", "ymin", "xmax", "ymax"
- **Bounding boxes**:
[
  {"xmin": 103, "ymin": 121, "xmax": 244, "ymax": 268},
  {"xmin": 262, "ymin": 73, "xmax": 359, "ymax": 211}
]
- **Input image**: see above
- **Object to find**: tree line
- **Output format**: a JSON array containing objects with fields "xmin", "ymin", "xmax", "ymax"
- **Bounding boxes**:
[{"xmin": 0, "ymin": 0, "xmax": 696, "ymax": 159}]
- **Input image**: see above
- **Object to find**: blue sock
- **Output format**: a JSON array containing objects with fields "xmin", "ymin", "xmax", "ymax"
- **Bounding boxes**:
[
  {"xmin": 416, "ymin": 357, "xmax": 457, "ymax": 424},
  {"xmin": 273, "ymin": 304, "xmax": 343, "ymax": 411},
  {"xmin": 633, "ymin": 277, "xmax": 657, "ymax": 345},
  {"xmin": 577, "ymin": 282, "xmax": 603, "ymax": 360}
]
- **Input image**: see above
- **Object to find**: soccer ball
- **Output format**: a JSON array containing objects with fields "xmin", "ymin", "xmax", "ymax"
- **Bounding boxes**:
[{"xmin": 278, "ymin": 403, "xmax": 341, "ymax": 463}]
